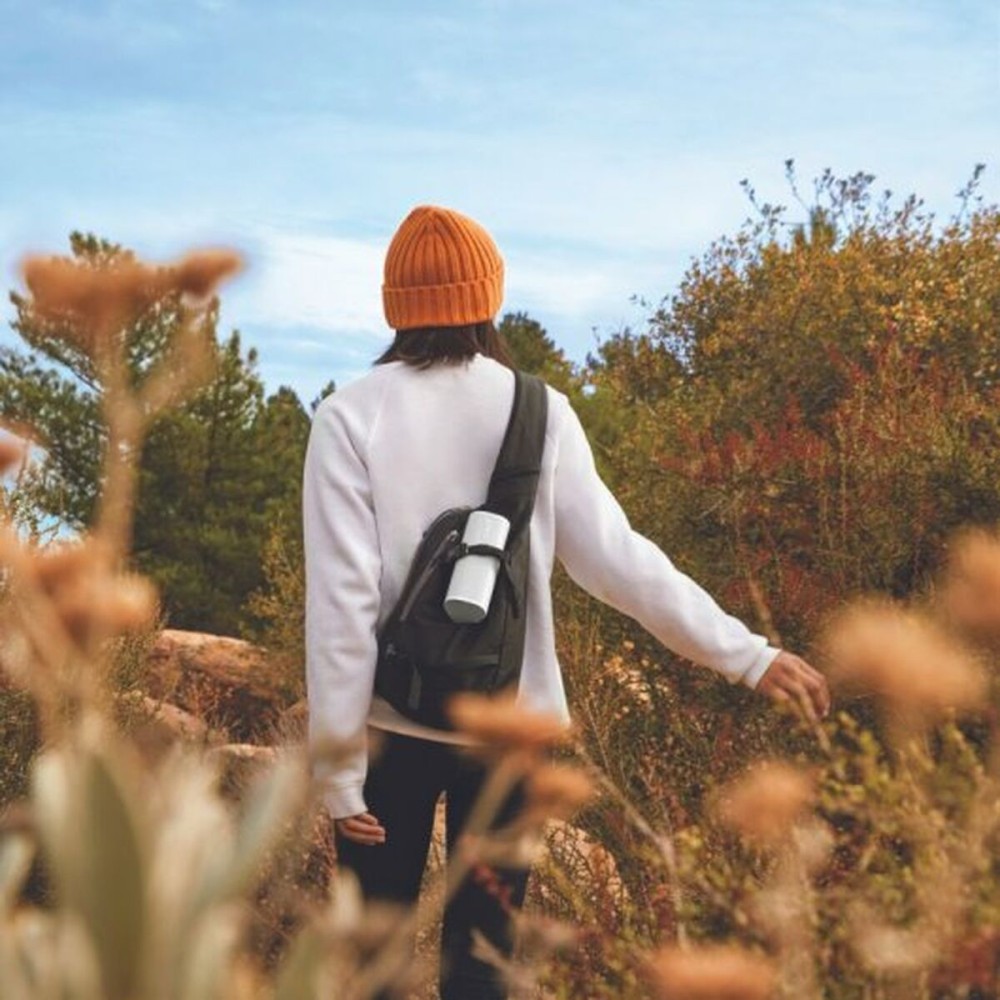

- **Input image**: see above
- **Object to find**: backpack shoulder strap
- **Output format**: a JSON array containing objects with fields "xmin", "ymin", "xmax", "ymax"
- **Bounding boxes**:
[{"xmin": 483, "ymin": 370, "xmax": 548, "ymax": 526}]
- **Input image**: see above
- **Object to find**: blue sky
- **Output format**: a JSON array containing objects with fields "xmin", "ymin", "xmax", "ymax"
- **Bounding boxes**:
[{"xmin": 1, "ymin": 0, "xmax": 997, "ymax": 404}]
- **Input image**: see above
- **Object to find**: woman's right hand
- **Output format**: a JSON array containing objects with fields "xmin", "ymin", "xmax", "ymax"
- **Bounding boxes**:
[
  {"xmin": 756, "ymin": 650, "xmax": 830, "ymax": 721},
  {"xmin": 334, "ymin": 811, "xmax": 387, "ymax": 846}
]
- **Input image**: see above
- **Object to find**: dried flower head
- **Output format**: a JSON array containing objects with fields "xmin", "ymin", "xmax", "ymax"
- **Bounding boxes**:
[
  {"xmin": 0, "ymin": 433, "xmax": 25, "ymax": 475},
  {"xmin": 854, "ymin": 922, "xmax": 939, "ymax": 975},
  {"xmin": 822, "ymin": 599, "xmax": 987, "ymax": 718},
  {"xmin": 457, "ymin": 827, "xmax": 547, "ymax": 869},
  {"xmin": 647, "ymin": 943, "xmax": 777, "ymax": 1000},
  {"xmin": 95, "ymin": 574, "xmax": 159, "ymax": 634},
  {"xmin": 448, "ymin": 693, "xmax": 571, "ymax": 756},
  {"xmin": 21, "ymin": 247, "xmax": 243, "ymax": 352},
  {"xmin": 30, "ymin": 538, "xmax": 106, "ymax": 588},
  {"xmin": 21, "ymin": 255, "xmax": 167, "ymax": 346},
  {"xmin": 171, "ymin": 249, "xmax": 243, "ymax": 301},
  {"xmin": 28, "ymin": 539, "xmax": 158, "ymax": 644},
  {"xmin": 713, "ymin": 760, "xmax": 814, "ymax": 846},
  {"xmin": 791, "ymin": 818, "xmax": 835, "ymax": 874},
  {"xmin": 941, "ymin": 527, "xmax": 1000, "ymax": 637},
  {"xmin": 522, "ymin": 763, "xmax": 595, "ymax": 823}
]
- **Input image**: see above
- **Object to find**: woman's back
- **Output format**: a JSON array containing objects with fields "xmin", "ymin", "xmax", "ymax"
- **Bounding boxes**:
[{"xmin": 318, "ymin": 355, "xmax": 524, "ymax": 621}]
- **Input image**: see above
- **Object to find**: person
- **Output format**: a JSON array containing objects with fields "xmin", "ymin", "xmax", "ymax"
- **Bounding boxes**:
[{"xmin": 303, "ymin": 204, "xmax": 830, "ymax": 999}]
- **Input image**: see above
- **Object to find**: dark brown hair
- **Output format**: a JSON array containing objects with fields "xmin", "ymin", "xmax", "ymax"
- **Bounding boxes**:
[{"xmin": 374, "ymin": 320, "xmax": 514, "ymax": 370}]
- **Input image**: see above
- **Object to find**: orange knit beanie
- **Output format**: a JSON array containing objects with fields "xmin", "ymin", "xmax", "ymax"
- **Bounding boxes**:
[{"xmin": 382, "ymin": 205, "xmax": 504, "ymax": 330}]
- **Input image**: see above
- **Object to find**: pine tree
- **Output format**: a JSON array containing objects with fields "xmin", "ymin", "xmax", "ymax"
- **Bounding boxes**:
[{"xmin": 2, "ymin": 233, "xmax": 313, "ymax": 635}]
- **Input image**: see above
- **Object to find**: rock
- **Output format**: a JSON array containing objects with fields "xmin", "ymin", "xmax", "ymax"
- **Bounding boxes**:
[
  {"xmin": 133, "ymin": 692, "xmax": 220, "ymax": 741},
  {"xmin": 208, "ymin": 742, "xmax": 279, "ymax": 797},
  {"xmin": 210, "ymin": 743, "xmax": 278, "ymax": 768},
  {"xmin": 210, "ymin": 742, "xmax": 278, "ymax": 764},
  {"xmin": 144, "ymin": 629, "xmax": 292, "ymax": 742},
  {"xmin": 116, "ymin": 691, "xmax": 228, "ymax": 765}
]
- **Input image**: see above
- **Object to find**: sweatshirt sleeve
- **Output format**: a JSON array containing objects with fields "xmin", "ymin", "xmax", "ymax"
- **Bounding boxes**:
[
  {"xmin": 553, "ymin": 399, "xmax": 778, "ymax": 688},
  {"xmin": 303, "ymin": 399, "xmax": 382, "ymax": 819}
]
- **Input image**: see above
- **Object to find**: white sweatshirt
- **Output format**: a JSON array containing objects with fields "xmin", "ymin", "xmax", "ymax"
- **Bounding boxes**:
[{"xmin": 303, "ymin": 355, "xmax": 780, "ymax": 819}]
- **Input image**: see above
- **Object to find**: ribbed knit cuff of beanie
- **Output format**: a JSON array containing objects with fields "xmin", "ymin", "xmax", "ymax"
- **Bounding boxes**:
[{"xmin": 382, "ymin": 205, "xmax": 505, "ymax": 330}]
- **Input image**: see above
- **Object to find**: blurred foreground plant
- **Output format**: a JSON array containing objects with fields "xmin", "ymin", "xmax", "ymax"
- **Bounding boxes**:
[
  {"xmin": 0, "ymin": 246, "xmax": 593, "ymax": 1000},
  {"xmin": 0, "ymin": 247, "xmax": 382, "ymax": 999},
  {"xmin": 0, "ymin": 247, "xmax": 328, "ymax": 999},
  {"xmin": 1, "ymin": 716, "xmax": 310, "ymax": 1000},
  {"xmin": 1, "ymin": 249, "xmax": 240, "ymax": 736}
]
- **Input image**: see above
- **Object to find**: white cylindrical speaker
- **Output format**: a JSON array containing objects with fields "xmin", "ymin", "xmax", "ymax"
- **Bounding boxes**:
[{"xmin": 443, "ymin": 510, "xmax": 511, "ymax": 624}]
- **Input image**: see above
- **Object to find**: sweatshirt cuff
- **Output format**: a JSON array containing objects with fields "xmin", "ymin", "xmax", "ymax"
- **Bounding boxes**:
[
  {"xmin": 738, "ymin": 644, "xmax": 782, "ymax": 690},
  {"xmin": 323, "ymin": 782, "xmax": 367, "ymax": 820}
]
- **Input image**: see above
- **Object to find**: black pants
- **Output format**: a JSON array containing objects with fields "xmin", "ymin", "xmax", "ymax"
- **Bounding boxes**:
[{"xmin": 335, "ymin": 730, "xmax": 530, "ymax": 1000}]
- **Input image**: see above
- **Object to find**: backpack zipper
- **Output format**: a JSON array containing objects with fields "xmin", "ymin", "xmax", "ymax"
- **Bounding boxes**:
[{"xmin": 398, "ymin": 527, "xmax": 461, "ymax": 622}]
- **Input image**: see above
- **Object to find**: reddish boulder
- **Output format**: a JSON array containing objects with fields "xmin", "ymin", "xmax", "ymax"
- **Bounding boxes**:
[{"xmin": 145, "ymin": 629, "xmax": 293, "ymax": 742}]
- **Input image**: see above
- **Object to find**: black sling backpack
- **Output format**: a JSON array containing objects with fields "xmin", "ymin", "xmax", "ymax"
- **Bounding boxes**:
[{"xmin": 374, "ymin": 370, "xmax": 548, "ymax": 730}]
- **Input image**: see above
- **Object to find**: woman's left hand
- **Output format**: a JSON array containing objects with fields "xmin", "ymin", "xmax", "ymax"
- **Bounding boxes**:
[
  {"xmin": 335, "ymin": 812, "xmax": 387, "ymax": 846},
  {"xmin": 756, "ymin": 650, "xmax": 831, "ymax": 722}
]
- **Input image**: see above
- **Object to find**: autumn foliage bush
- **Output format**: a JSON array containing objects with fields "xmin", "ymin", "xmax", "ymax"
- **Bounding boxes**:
[
  {"xmin": 530, "ymin": 167, "xmax": 1000, "ymax": 996},
  {"xmin": 584, "ymin": 166, "xmax": 1000, "ymax": 633}
]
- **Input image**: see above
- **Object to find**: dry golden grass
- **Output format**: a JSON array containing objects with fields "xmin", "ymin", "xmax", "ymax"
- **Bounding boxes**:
[
  {"xmin": 712, "ymin": 759, "xmax": 815, "ymax": 847},
  {"xmin": 522, "ymin": 764, "xmax": 596, "ymax": 825},
  {"xmin": 942, "ymin": 527, "xmax": 1000, "ymax": 637},
  {"xmin": 821, "ymin": 598, "xmax": 987, "ymax": 721}
]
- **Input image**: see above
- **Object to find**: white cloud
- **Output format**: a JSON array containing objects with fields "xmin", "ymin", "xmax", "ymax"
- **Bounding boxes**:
[
  {"xmin": 226, "ymin": 221, "xmax": 665, "ymax": 348},
  {"xmin": 231, "ymin": 230, "xmax": 387, "ymax": 335},
  {"xmin": 505, "ymin": 248, "xmax": 666, "ymax": 324}
]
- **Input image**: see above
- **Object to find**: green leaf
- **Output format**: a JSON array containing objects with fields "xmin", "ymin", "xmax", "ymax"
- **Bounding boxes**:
[
  {"xmin": 177, "ymin": 908, "xmax": 241, "ymax": 1000},
  {"xmin": 0, "ymin": 833, "xmax": 34, "ymax": 913},
  {"xmin": 272, "ymin": 926, "xmax": 325, "ymax": 1000},
  {"xmin": 201, "ymin": 752, "xmax": 305, "ymax": 904},
  {"xmin": 32, "ymin": 745, "xmax": 147, "ymax": 1000}
]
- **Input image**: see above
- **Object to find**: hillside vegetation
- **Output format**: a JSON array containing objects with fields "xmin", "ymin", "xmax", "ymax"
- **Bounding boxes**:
[{"xmin": 1, "ymin": 166, "xmax": 999, "ymax": 998}]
